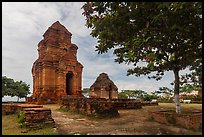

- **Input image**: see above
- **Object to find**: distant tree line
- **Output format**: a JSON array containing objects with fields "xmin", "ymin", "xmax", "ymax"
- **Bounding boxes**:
[{"xmin": 83, "ymin": 83, "xmax": 201, "ymax": 101}]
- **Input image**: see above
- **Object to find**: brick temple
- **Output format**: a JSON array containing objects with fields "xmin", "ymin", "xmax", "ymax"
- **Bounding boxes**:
[
  {"xmin": 90, "ymin": 73, "xmax": 118, "ymax": 99},
  {"xmin": 27, "ymin": 21, "xmax": 83, "ymax": 104}
]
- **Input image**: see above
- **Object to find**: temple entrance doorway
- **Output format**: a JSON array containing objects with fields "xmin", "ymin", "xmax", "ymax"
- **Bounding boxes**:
[{"xmin": 66, "ymin": 72, "xmax": 73, "ymax": 95}]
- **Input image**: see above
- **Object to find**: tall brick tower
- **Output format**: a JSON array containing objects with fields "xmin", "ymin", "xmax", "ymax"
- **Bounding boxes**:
[{"xmin": 27, "ymin": 21, "xmax": 83, "ymax": 104}]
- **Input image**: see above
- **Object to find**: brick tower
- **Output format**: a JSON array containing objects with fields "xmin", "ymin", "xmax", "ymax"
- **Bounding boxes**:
[{"xmin": 27, "ymin": 21, "xmax": 83, "ymax": 104}]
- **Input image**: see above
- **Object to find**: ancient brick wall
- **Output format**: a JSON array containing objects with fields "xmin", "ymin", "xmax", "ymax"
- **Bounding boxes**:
[
  {"xmin": 60, "ymin": 96, "xmax": 119, "ymax": 116},
  {"xmin": 141, "ymin": 101, "xmax": 158, "ymax": 106},
  {"xmin": 2, "ymin": 103, "xmax": 55, "ymax": 129},
  {"xmin": 111, "ymin": 99, "xmax": 142, "ymax": 109},
  {"xmin": 23, "ymin": 108, "xmax": 55, "ymax": 129},
  {"xmin": 2, "ymin": 103, "xmax": 18, "ymax": 115},
  {"xmin": 60, "ymin": 96, "xmax": 142, "ymax": 117},
  {"xmin": 148, "ymin": 110, "xmax": 202, "ymax": 129}
]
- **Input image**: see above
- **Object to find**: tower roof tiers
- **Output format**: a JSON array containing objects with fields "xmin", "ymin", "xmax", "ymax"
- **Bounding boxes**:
[{"xmin": 43, "ymin": 21, "xmax": 72, "ymax": 41}]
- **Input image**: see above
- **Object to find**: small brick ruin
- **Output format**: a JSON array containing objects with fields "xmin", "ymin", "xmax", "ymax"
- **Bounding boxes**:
[
  {"xmin": 60, "ymin": 96, "xmax": 142, "ymax": 117},
  {"xmin": 2, "ymin": 103, "xmax": 55, "ymax": 129},
  {"xmin": 60, "ymin": 96, "xmax": 119, "ymax": 116},
  {"xmin": 90, "ymin": 73, "xmax": 118, "ymax": 99},
  {"xmin": 23, "ymin": 107, "xmax": 55, "ymax": 129}
]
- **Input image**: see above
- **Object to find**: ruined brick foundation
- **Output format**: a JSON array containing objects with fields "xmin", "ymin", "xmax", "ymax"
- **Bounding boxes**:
[
  {"xmin": 2, "ymin": 103, "xmax": 55, "ymax": 129},
  {"xmin": 60, "ymin": 96, "xmax": 142, "ymax": 117}
]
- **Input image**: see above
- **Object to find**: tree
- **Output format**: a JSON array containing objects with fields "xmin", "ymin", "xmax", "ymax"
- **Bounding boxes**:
[
  {"xmin": 82, "ymin": 2, "xmax": 202, "ymax": 113},
  {"xmin": 2, "ymin": 76, "xmax": 16, "ymax": 97},
  {"xmin": 119, "ymin": 89, "xmax": 147, "ymax": 99},
  {"xmin": 154, "ymin": 86, "xmax": 174, "ymax": 96},
  {"xmin": 141, "ymin": 94, "xmax": 158, "ymax": 101},
  {"xmin": 82, "ymin": 88, "xmax": 90, "ymax": 98},
  {"xmin": 118, "ymin": 91, "xmax": 128, "ymax": 99},
  {"xmin": 2, "ymin": 76, "xmax": 30, "ymax": 102},
  {"xmin": 180, "ymin": 58, "xmax": 202, "ymax": 93}
]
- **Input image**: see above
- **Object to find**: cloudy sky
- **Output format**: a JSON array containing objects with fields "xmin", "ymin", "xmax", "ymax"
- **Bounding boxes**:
[{"xmin": 2, "ymin": 2, "xmax": 190, "ymax": 101}]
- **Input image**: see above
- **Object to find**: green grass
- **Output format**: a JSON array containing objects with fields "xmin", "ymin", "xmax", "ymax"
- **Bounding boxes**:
[
  {"xmin": 158, "ymin": 103, "xmax": 202, "ymax": 110},
  {"xmin": 2, "ymin": 114, "xmax": 58, "ymax": 135}
]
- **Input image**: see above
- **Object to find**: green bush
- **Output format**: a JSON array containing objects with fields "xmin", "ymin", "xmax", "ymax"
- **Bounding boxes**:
[{"xmin": 17, "ymin": 111, "xmax": 26, "ymax": 127}]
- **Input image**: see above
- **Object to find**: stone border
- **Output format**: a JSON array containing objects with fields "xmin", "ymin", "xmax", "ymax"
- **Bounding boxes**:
[
  {"xmin": 60, "ymin": 96, "xmax": 142, "ymax": 117},
  {"xmin": 148, "ymin": 110, "xmax": 202, "ymax": 130},
  {"xmin": 2, "ymin": 103, "xmax": 55, "ymax": 130}
]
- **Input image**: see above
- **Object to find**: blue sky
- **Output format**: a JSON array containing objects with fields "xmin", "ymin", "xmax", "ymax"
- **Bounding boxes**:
[{"xmin": 2, "ymin": 2, "xmax": 190, "ymax": 101}]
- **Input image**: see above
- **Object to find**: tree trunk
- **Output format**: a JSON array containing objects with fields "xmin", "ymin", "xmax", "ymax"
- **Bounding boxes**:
[{"xmin": 173, "ymin": 69, "xmax": 181, "ymax": 113}]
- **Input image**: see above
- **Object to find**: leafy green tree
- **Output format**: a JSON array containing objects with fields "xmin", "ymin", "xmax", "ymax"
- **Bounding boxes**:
[
  {"xmin": 141, "ymin": 94, "xmax": 155, "ymax": 101},
  {"xmin": 2, "ymin": 76, "xmax": 30, "ymax": 102},
  {"xmin": 180, "ymin": 58, "xmax": 202, "ymax": 94},
  {"xmin": 82, "ymin": 2, "xmax": 202, "ymax": 113},
  {"xmin": 119, "ymin": 89, "xmax": 147, "ymax": 99},
  {"xmin": 14, "ymin": 81, "xmax": 30, "ymax": 102},
  {"xmin": 179, "ymin": 83, "xmax": 197, "ymax": 93},
  {"xmin": 2, "ymin": 76, "xmax": 16, "ymax": 97},
  {"xmin": 154, "ymin": 86, "xmax": 174, "ymax": 96},
  {"xmin": 118, "ymin": 91, "xmax": 128, "ymax": 99}
]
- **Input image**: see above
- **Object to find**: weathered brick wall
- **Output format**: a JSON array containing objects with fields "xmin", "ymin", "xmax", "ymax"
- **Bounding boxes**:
[
  {"xmin": 2, "ymin": 103, "xmax": 55, "ymax": 129},
  {"xmin": 2, "ymin": 103, "xmax": 18, "ymax": 115},
  {"xmin": 60, "ymin": 96, "xmax": 142, "ymax": 116},
  {"xmin": 141, "ymin": 101, "xmax": 158, "ymax": 106},
  {"xmin": 23, "ymin": 108, "xmax": 55, "ymax": 129},
  {"xmin": 26, "ymin": 96, "xmax": 60, "ymax": 105},
  {"xmin": 2, "ymin": 103, "xmax": 43, "ymax": 115},
  {"xmin": 111, "ymin": 99, "xmax": 142, "ymax": 109},
  {"xmin": 148, "ymin": 110, "xmax": 202, "ymax": 129},
  {"xmin": 61, "ymin": 96, "xmax": 119, "ymax": 116}
]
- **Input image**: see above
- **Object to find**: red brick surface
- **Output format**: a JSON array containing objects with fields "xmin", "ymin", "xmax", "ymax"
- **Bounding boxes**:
[
  {"xmin": 27, "ymin": 21, "xmax": 83, "ymax": 104},
  {"xmin": 2, "ymin": 103, "xmax": 55, "ymax": 129},
  {"xmin": 61, "ymin": 96, "xmax": 142, "ymax": 116},
  {"xmin": 148, "ymin": 110, "xmax": 202, "ymax": 129}
]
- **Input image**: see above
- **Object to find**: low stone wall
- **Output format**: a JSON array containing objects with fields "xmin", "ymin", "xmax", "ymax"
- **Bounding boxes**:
[
  {"xmin": 23, "ymin": 108, "xmax": 55, "ymax": 129},
  {"xmin": 2, "ymin": 103, "xmax": 55, "ymax": 129},
  {"xmin": 2, "ymin": 103, "xmax": 43, "ymax": 115},
  {"xmin": 17, "ymin": 104, "xmax": 43, "ymax": 111},
  {"xmin": 60, "ymin": 96, "xmax": 142, "ymax": 117},
  {"xmin": 141, "ymin": 101, "xmax": 158, "ymax": 106},
  {"xmin": 61, "ymin": 96, "xmax": 119, "ymax": 116},
  {"xmin": 148, "ymin": 110, "xmax": 202, "ymax": 129},
  {"xmin": 2, "ymin": 103, "xmax": 18, "ymax": 115},
  {"xmin": 26, "ymin": 96, "xmax": 59, "ymax": 105},
  {"xmin": 111, "ymin": 99, "xmax": 142, "ymax": 109}
]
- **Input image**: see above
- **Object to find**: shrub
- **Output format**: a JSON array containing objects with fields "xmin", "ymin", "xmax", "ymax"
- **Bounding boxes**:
[{"xmin": 18, "ymin": 111, "xmax": 26, "ymax": 127}]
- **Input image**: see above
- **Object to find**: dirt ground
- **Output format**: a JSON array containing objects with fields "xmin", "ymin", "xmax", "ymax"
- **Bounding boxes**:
[{"xmin": 45, "ymin": 104, "xmax": 202, "ymax": 135}]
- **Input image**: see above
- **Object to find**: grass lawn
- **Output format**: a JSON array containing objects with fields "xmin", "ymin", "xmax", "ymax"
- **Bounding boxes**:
[
  {"xmin": 144, "ymin": 103, "xmax": 202, "ymax": 114},
  {"xmin": 158, "ymin": 103, "xmax": 202, "ymax": 110},
  {"xmin": 2, "ymin": 114, "xmax": 58, "ymax": 135}
]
